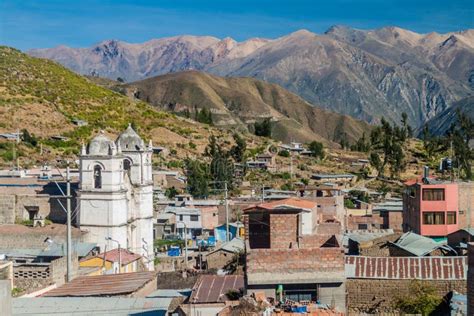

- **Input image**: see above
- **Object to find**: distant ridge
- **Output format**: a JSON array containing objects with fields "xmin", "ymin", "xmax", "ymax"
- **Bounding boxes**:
[{"xmin": 29, "ymin": 26, "xmax": 474, "ymax": 129}]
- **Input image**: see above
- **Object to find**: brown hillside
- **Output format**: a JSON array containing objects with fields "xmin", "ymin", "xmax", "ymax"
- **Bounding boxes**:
[{"xmin": 121, "ymin": 71, "xmax": 371, "ymax": 144}]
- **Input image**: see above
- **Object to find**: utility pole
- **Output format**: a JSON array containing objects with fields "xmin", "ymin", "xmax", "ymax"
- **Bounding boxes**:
[
  {"xmin": 290, "ymin": 153, "xmax": 293, "ymax": 180},
  {"xmin": 66, "ymin": 164, "xmax": 72, "ymax": 282},
  {"xmin": 225, "ymin": 182, "xmax": 229, "ymax": 243},
  {"xmin": 177, "ymin": 221, "xmax": 188, "ymax": 268}
]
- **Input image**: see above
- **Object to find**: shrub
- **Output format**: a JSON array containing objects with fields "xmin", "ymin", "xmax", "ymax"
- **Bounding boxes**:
[{"xmin": 278, "ymin": 150, "xmax": 290, "ymax": 157}]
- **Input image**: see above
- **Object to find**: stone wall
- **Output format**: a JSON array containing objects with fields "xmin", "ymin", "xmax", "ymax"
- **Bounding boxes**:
[
  {"xmin": 347, "ymin": 278, "xmax": 467, "ymax": 315},
  {"xmin": 206, "ymin": 250, "xmax": 234, "ymax": 270},
  {"xmin": 0, "ymin": 226, "xmax": 84, "ymax": 249},
  {"xmin": 468, "ymin": 243, "xmax": 474, "ymax": 315},
  {"xmin": 0, "ymin": 195, "xmax": 15, "ymax": 224},
  {"xmin": 13, "ymin": 254, "xmax": 79, "ymax": 293},
  {"xmin": 358, "ymin": 233, "xmax": 401, "ymax": 257}
]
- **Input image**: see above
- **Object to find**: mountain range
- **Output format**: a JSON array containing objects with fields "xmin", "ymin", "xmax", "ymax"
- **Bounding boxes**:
[
  {"xmin": 28, "ymin": 26, "xmax": 474, "ymax": 130},
  {"xmin": 112, "ymin": 71, "xmax": 370, "ymax": 143}
]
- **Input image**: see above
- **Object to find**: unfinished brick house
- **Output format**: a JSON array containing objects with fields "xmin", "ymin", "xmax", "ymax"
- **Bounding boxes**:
[{"xmin": 243, "ymin": 198, "xmax": 345, "ymax": 312}]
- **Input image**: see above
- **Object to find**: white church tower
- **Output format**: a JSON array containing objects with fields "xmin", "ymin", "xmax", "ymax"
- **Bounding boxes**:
[{"xmin": 78, "ymin": 125, "xmax": 154, "ymax": 270}]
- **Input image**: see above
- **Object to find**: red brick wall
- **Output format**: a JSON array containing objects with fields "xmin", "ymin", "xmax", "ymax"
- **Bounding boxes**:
[
  {"xmin": 246, "ymin": 247, "xmax": 344, "ymax": 274},
  {"xmin": 270, "ymin": 213, "xmax": 298, "ymax": 249},
  {"xmin": 468, "ymin": 243, "xmax": 474, "ymax": 315}
]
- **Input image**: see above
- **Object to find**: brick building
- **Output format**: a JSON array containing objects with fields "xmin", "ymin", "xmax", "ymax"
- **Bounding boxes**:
[
  {"xmin": 403, "ymin": 168, "xmax": 474, "ymax": 239},
  {"xmin": 243, "ymin": 198, "xmax": 345, "ymax": 312},
  {"xmin": 403, "ymin": 177, "xmax": 459, "ymax": 237}
]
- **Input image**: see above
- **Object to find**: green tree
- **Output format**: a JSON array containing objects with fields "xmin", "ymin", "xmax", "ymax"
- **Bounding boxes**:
[
  {"xmin": 229, "ymin": 133, "xmax": 246, "ymax": 163},
  {"xmin": 185, "ymin": 159, "xmax": 210, "ymax": 198},
  {"xmin": 448, "ymin": 110, "xmax": 474, "ymax": 179},
  {"xmin": 196, "ymin": 108, "xmax": 213, "ymax": 125},
  {"xmin": 165, "ymin": 186, "xmax": 178, "ymax": 199},
  {"xmin": 351, "ymin": 132, "xmax": 370, "ymax": 152},
  {"xmin": 205, "ymin": 135, "xmax": 234, "ymax": 190},
  {"xmin": 308, "ymin": 141, "xmax": 324, "ymax": 159},
  {"xmin": 21, "ymin": 129, "xmax": 38, "ymax": 147},
  {"xmin": 394, "ymin": 280, "xmax": 442, "ymax": 315},
  {"xmin": 278, "ymin": 150, "xmax": 290, "ymax": 157},
  {"xmin": 369, "ymin": 117, "xmax": 408, "ymax": 178},
  {"xmin": 254, "ymin": 118, "xmax": 272, "ymax": 137}
]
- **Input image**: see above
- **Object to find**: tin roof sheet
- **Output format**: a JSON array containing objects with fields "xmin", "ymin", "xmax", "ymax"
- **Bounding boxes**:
[
  {"xmin": 190, "ymin": 275, "xmax": 244, "ymax": 303},
  {"xmin": 13, "ymin": 297, "xmax": 170, "ymax": 315},
  {"xmin": 345, "ymin": 256, "xmax": 467, "ymax": 280},
  {"xmin": 42, "ymin": 271, "xmax": 156, "ymax": 297}
]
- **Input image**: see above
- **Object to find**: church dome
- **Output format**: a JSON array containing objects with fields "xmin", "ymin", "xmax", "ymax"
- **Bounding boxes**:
[
  {"xmin": 116, "ymin": 124, "xmax": 145, "ymax": 151},
  {"xmin": 87, "ymin": 132, "xmax": 116, "ymax": 156}
]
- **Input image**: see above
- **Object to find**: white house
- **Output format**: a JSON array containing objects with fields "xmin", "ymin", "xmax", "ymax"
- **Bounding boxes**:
[{"xmin": 164, "ymin": 206, "xmax": 202, "ymax": 239}]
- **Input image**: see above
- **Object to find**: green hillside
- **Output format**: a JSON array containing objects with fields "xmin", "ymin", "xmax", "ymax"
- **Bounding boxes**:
[{"xmin": 0, "ymin": 47, "xmax": 240, "ymax": 167}]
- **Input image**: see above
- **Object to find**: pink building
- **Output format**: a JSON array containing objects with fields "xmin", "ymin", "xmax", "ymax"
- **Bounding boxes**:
[{"xmin": 403, "ymin": 178, "xmax": 459, "ymax": 237}]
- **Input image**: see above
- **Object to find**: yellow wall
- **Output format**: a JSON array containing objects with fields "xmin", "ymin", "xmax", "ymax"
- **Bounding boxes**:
[
  {"xmin": 80, "ymin": 257, "xmax": 112, "ymax": 270},
  {"xmin": 79, "ymin": 257, "xmax": 137, "ymax": 274}
]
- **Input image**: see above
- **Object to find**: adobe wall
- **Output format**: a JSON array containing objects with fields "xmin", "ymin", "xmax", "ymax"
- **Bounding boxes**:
[
  {"xmin": 347, "ymin": 278, "xmax": 466, "ymax": 315},
  {"xmin": 347, "ymin": 214, "xmax": 383, "ymax": 230},
  {"xmin": 458, "ymin": 182, "xmax": 474, "ymax": 229},
  {"xmin": 0, "ymin": 195, "xmax": 15, "ymax": 224},
  {"xmin": 387, "ymin": 211, "xmax": 403, "ymax": 232}
]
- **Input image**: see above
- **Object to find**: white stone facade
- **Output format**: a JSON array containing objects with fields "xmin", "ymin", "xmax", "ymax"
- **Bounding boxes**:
[{"xmin": 78, "ymin": 125, "xmax": 154, "ymax": 270}]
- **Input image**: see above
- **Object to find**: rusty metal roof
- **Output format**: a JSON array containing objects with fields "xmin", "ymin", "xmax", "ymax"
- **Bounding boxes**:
[
  {"xmin": 345, "ymin": 256, "xmax": 467, "ymax": 280},
  {"xmin": 190, "ymin": 275, "xmax": 244, "ymax": 303},
  {"xmin": 42, "ymin": 271, "xmax": 157, "ymax": 297}
]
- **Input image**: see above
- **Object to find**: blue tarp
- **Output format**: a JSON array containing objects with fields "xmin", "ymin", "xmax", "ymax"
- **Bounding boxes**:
[{"xmin": 167, "ymin": 247, "xmax": 180, "ymax": 257}]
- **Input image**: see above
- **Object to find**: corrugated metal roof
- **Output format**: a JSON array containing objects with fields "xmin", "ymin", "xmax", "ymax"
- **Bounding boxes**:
[
  {"xmin": 244, "ymin": 198, "xmax": 317, "ymax": 213},
  {"xmin": 345, "ymin": 256, "xmax": 467, "ymax": 280},
  {"xmin": 344, "ymin": 229, "xmax": 395, "ymax": 244},
  {"xmin": 209, "ymin": 238, "xmax": 245, "ymax": 255},
  {"xmin": 92, "ymin": 248, "xmax": 141, "ymax": 265},
  {"xmin": 391, "ymin": 232, "xmax": 452, "ymax": 256},
  {"xmin": 312, "ymin": 174, "xmax": 355, "ymax": 179},
  {"xmin": 165, "ymin": 206, "xmax": 200, "ymax": 215},
  {"xmin": 147, "ymin": 288, "xmax": 192, "ymax": 298},
  {"xmin": 190, "ymin": 275, "xmax": 244, "ymax": 303},
  {"xmin": 42, "ymin": 271, "xmax": 157, "ymax": 297},
  {"xmin": 0, "ymin": 242, "xmax": 97, "ymax": 258},
  {"xmin": 13, "ymin": 297, "xmax": 170, "ymax": 315}
]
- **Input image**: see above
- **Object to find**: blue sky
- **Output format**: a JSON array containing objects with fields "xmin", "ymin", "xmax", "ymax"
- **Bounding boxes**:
[{"xmin": 1, "ymin": 0, "xmax": 473, "ymax": 50}]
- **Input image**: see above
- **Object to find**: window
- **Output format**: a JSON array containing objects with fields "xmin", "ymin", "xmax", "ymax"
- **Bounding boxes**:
[
  {"xmin": 190, "ymin": 215, "xmax": 199, "ymax": 222},
  {"xmin": 358, "ymin": 224, "xmax": 368, "ymax": 230},
  {"xmin": 423, "ymin": 212, "xmax": 445, "ymax": 225},
  {"xmin": 422, "ymin": 188, "xmax": 445, "ymax": 201},
  {"xmin": 179, "ymin": 215, "xmax": 183, "ymax": 221},
  {"xmin": 123, "ymin": 159, "xmax": 131, "ymax": 173},
  {"xmin": 447, "ymin": 212, "xmax": 457, "ymax": 225},
  {"xmin": 409, "ymin": 188, "xmax": 416, "ymax": 198},
  {"xmin": 93, "ymin": 165, "xmax": 102, "ymax": 189},
  {"xmin": 284, "ymin": 290, "xmax": 317, "ymax": 302}
]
